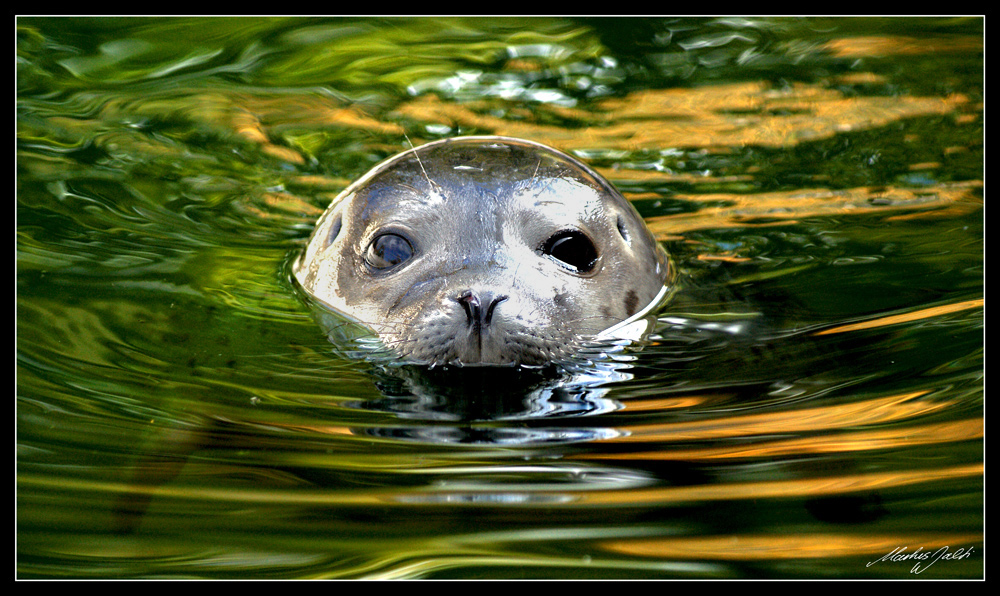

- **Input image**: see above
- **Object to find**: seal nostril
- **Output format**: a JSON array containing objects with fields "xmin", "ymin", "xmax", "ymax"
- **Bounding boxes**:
[
  {"xmin": 457, "ymin": 290, "xmax": 480, "ymax": 323},
  {"xmin": 457, "ymin": 291, "xmax": 508, "ymax": 329},
  {"xmin": 483, "ymin": 294, "xmax": 508, "ymax": 326}
]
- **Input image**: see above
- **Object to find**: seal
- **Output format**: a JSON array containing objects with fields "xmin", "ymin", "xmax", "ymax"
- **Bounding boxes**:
[{"xmin": 293, "ymin": 136, "xmax": 672, "ymax": 367}]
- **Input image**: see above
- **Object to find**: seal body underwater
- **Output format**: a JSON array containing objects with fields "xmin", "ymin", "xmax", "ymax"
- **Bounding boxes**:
[{"xmin": 293, "ymin": 136, "xmax": 672, "ymax": 367}]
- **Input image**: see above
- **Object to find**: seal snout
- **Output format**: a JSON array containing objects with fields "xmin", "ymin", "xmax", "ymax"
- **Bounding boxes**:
[
  {"xmin": 450, "ymin": 289, "xmax": 512, "ymax": 364},
  {"xmin": 456, "ymin": 290, "xmax": 509, "ymax": 334}
]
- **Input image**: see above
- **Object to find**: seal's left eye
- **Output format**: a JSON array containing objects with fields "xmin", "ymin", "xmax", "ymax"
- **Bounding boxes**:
[
  {"xmin": 541, "ymin": 230, "xmax": 599, "ymax": 274},
  {"xmin": 365, "ymin": 233, "xmax": 413, "ymax": 271}
]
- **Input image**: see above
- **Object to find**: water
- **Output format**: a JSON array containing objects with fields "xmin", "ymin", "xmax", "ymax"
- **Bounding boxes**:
[{"xmin": 17, "ymin": 17, "xmax": 983, "ymax": 579}]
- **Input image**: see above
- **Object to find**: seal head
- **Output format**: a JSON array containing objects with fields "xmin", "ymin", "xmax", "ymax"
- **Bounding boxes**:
[{"xmin": 294, "ymin": 136, "xmax": 671, "ymax": 367}]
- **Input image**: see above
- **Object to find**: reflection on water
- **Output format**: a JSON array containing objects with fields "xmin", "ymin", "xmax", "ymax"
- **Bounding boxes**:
[
  {"xmin": 397, "ymin": 80, "xmax": 970, "ymax": 150},
  {"xmin": 17, "ymin": 17, "xmax": 982, "ymax": 579}
]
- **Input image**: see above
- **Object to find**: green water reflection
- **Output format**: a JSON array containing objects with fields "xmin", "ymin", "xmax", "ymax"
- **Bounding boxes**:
[{"xmin": 17, "ymin": 17, "xmax": 982, "ymax": 579}]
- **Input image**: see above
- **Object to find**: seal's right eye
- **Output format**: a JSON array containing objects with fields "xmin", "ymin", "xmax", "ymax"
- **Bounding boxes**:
[{"xmin": 365, "ymin": 233, "xmax": 413, "ymax": 271}]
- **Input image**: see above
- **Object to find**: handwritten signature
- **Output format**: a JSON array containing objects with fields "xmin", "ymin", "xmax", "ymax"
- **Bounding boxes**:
[{"xmin": 867, "ymin": 546, "xmax": 975, "ymax": 574}]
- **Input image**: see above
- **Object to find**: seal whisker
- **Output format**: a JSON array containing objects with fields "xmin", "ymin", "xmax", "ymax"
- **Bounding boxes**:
[{"xmin": 404, "ymin": 132, "xmax": 439, "ymax": 193}]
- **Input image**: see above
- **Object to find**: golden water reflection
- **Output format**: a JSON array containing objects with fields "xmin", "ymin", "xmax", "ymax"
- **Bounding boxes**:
[
  {"xmin": 822, "ymin": 34, "xmax": 982, "ymax": 58},
  {"xmin": 602, "ymin": 532, "xmax": 981, "ymax": 562},
  {"xmin": 582, "ymin": 419, "xmax": 981, "ymax": 462},
  {"xmin": 643, "ymin": 182, "xmax": 982, "ymax": 237},
  {"xmin": 815, "ymin": 299, "xmax": 983, "ymax": 336},
  {"xmin": 395, "ymin": 80, "xmax": 970, "ymax": 151},
  {"xmin": 573, "ymin": 464, "xmax": 981, "ymax": 507},
  {"xmin": 606, "ymin": 391, "xmax": 953, "ymax": 442}
]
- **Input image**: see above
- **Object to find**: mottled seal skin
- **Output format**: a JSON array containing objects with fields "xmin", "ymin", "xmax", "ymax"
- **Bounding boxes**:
[{"xmin": 294, "ymin": 136, "xmax": 672, "ymax": 367}]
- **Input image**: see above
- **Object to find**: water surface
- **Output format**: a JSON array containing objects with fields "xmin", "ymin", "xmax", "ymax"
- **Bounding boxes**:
[{"xmin": 17, "ymin": 17, "xmax": 983, "ymax": 579}]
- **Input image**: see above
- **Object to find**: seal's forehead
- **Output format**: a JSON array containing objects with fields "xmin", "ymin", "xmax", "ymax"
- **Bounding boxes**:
[
  {"xmin": 511, "ymin": 175, "xmax": 609, "ymax": 224},
  {"xmin": 353, "ymin": 139, "xmax": 614, "ymax": 212},
  {"xmin": 431, "ymin": 140, "xmax": 609, "ymax": 189}
]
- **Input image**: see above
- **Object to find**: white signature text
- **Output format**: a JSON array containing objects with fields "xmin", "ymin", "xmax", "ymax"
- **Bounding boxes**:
[{"xmin": 867, "ymin": 545, "xmax": 975, "ymax": 574}]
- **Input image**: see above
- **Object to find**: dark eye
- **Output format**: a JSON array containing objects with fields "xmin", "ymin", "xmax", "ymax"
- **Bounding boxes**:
[
  {"xmin": 365, "ymin": 233, "xmax": 413, "ymax": 271},
  {"xmin": 541, "ymin": 230, "xmax": 599, "ymax": 274}
]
